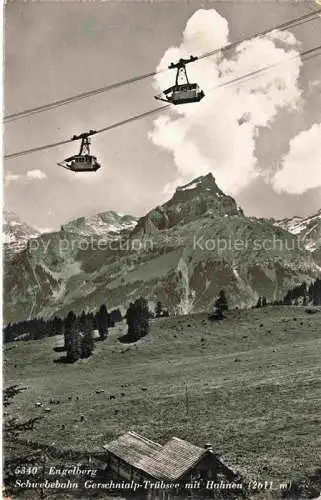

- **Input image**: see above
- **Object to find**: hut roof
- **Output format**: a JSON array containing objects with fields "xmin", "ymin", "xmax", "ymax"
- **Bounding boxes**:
[
  {"xmin": 138, "ymin": 436, "xmax": 207, "ymax": 480},
  {"xmin": 104, "ymin": 431, "xmax": 162, "ymax": 466},
  {"xmin": 104, "ymin": 432, "xmax": 208, "ymax": 481}
]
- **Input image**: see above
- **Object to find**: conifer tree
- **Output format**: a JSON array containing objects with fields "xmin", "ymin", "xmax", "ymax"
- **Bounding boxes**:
[
  {"xmin": 81, "ymin": 317, "xmax": 94, "ymax": 358},
  {"xmin": 155, "ymin": 301, "xmax": 163, "ymax": 318},
  {"xmin": 126, "ymin": 298, "xmax": 150, "ymax": 340},
  {"xmin": 96, "ymin": 304, "xmax": 108, "ymax": 340},
  {"xmin": 52, "ymin": 316, "xmax": 63, "ymax": 336},
  {"xmin": 64, "ymin": 311, "xmax": 76, "ymax": 351},
  {"xmin": 216, "ymin": 290, "xmax": 228, "ymax": 311},
  {"xmin": 66, "ymin": 318, "xmax": 81, "ymax": 362},
  {"xmin": 211, "ymin": 290, "xmax": 228, "ymax": 320},
  {"xmin": 126, "ymin": 303, "xmax": 136, "ymax": 338},
  {"xmin": 79, "ymin": 311, "xmax": 87, "ymax": 332},
  {"xmin": 110, "ymin": 308, "xmax": 122, "ymax": 324}
]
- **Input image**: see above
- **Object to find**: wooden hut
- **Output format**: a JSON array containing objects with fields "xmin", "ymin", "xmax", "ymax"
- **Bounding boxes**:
[{"xmin": 103, "ymin": 431, "xmax": 238, "ymax": 486}]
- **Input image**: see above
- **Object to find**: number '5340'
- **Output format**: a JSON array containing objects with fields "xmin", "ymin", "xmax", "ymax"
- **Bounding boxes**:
[{"xmin": 15, "ymin": 467, "xmax": 39, "ymax": 475}]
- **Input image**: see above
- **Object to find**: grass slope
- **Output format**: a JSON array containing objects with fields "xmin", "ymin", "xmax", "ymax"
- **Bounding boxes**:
[{"xmin": 4, "ymin": 306, "xmax": 321, "ymax": 485}]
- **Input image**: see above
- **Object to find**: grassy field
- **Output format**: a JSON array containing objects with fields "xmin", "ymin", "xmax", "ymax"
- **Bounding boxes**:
[{"xmin": 4, "ymin": 306, "xmax": 321, "ymax": 489}]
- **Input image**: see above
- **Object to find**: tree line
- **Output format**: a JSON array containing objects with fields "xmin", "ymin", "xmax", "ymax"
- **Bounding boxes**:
[
  {"xmin": 5, "ymin": 277, "xmax": 319, "ymax": 350},
  {"xmin": 3, "ymin": 306, "xmax": 122, "ymax": 344},
  {"xmin": 256, "ymin": 278, "xmax": 321, "ymax": 307},
  {"xmin": 283, "ymin": 278, "xmax": 321, "ymax": 306},
  {"xmin": 63, "ymin": 297, "xmax": 157, "ymax": 360},
  {"xmin": 63, "ymin": 305, "xmax": 110, "ymax": 362},
  {"xmin": 3, "ymin": 298, "xmax": 156, "ymax": 361},
  {"xmin": 4, "ymin": 298, "xmax": 171, "ymax": 346}
]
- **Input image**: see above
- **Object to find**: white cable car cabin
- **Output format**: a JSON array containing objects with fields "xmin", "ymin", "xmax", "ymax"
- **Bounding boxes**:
[
  {"xmin": 58, "ymin": 130, "xmax": 101, "ymax": 172},
  {"xmin": 162, "ymin": 83, "xmax": 204, "ymax": 105},
  {"xmin": 155, "ymin": 56, "xmax": 205, "ymax": 105},
  {"xmin": 61, "ymin": 154, "xmax": 101, "ymax": 172}
]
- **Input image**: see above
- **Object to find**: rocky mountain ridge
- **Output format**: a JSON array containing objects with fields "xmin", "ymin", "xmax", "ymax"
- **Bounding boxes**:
[
  {"xmin": 273, "ymin": 209, "xmax": 321, "ymax": 251},
  {"xmin": 132, "ymin": 174, "xmax": 243, "ymax": 238},
  {"xmin": 4, "ymin": 174, "xmax": 321, "ymax": 324},
  {"xmin": 61, "ymin": 211, "xmax": 138, "ymax": 238}
]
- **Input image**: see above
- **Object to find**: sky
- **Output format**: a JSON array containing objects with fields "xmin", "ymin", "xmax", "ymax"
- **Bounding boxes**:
[{"xmin": 4, "ymin": 0, "xmax": 321, "ymax": 230}]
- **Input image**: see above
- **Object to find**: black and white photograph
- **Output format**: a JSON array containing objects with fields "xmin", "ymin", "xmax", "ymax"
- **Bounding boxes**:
[{"xmin": 3, "ymin": 0, "xmax": 321, "ymax": 498}]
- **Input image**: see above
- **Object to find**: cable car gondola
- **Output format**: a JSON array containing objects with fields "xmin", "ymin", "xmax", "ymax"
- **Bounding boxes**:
[
  {"xmin": 155, "ymin": 56, "xmax": 205, "ymax": 105},
  {"xmin": 58, "ymin": 129, "xmax": 101, "ymax": 172}
]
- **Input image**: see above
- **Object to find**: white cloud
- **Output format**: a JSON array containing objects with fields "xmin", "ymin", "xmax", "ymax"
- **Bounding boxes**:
[
  {"xmin": 266, "ymin": 29, "xmax": 298, "ymax": 47},
  {"xmin": 27, "ymin": 169, "xmax": 47, "ymax": 179},
  {"xmin": 272, "ymin": 123, "xmax": 321, "ymax": 194},
  {"xmin": 5, "ymin": 169, "xmax": 47, "ymax": 186},
  {"xmin": 149, "ymin": 8, "xmax": 302, "ymax": 196},
  {"xmin": 307, "ymin": 79, "xmax": 321, "ymax": 96},
  {"xmin": 4, "ymin": 172, "xmax": 23, "ymax": 186}
]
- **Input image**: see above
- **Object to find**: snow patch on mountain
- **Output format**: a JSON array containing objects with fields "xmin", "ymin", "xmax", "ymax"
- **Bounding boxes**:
[
  {"xmin": 61, "ymin": 211, "xmax": 138, "ymax": 237},
  {"xmin": 3, "ymin": 211, "xmax": 40, "ymax": 257},
  {"xmin": 180, "ymin": 178, "xmax": 203, "ymax": 191},
  {"xmin": 274, "ymin": 209, "xmax": 321, "ymax": 251}
]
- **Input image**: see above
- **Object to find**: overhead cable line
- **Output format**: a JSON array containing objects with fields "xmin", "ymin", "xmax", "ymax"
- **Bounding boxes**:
[
  {"xmin": 4, "ymin": 70, "xmax": 164, "ymax": 123},
  {"xmin": 198, "ymin": 9, "xmax": 321, "ymax": 60},
  {"xmin": 4, "ymin": 43, "xmax": 321, "ymax": 161},
  {"xmin": 4, "ymin": 105, "xmax": 170, "ymax": 159},
  {"xmin": 208, "ymin": 44, "xmax": 321, "ymax": 92},
  {"xmin": 4, "ymin": 8, "xmax": 321, "ymax": 123}
]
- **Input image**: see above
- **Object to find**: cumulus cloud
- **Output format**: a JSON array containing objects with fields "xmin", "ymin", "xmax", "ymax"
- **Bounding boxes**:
[
  {"xmin": 5, "ymin": 169, "xmax": 47, "ymax": 186},
  {"xmin": 4, "ymin": 172, "xmax": 23, "ymax": 186},
  {"xmin": 149, "ymin": 8, "xmax": 302, "ymax": 196},
  {"xmin": 27, "ymin": 169, "xmax": 47, "ymax": 179},
  {"xmin": 272, "ymin": 123, "xmax": 321, "ymax": 194},
  {"xmin": 307, "ymin": 78, "xmax": 321, "ymax": 96},
  {"xmin": 266, "ymin": 29, "xmax": 298, "ymax": 47}
]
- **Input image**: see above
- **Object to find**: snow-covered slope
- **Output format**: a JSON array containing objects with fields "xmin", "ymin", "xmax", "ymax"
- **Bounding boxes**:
[
  {"xmin": 274, "ymin": 210, "xmax": 321, "ymax": 251},
  {"xmin": 61, "ymin": 211, "xmax": 137, "ymax": 237},
  {"xmin": 3, "ymin": 211, "xmax": 40, "ymax": 258}
]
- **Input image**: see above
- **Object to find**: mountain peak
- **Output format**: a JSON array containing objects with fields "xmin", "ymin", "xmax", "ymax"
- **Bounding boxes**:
[
  {"xmin": 166, "ymin": 172, "xmax": 243, "ymax": 218},
  {"xmin": 172, "ymin": 173, "xmax": 226, "ymax": 203},
  {"xmin": 132, "ymin": 172, "xmax": 243, "ymax": 238},
  {"xmin": 177, "ymin": 173, "xmax": 217, "ymax": 191}
]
